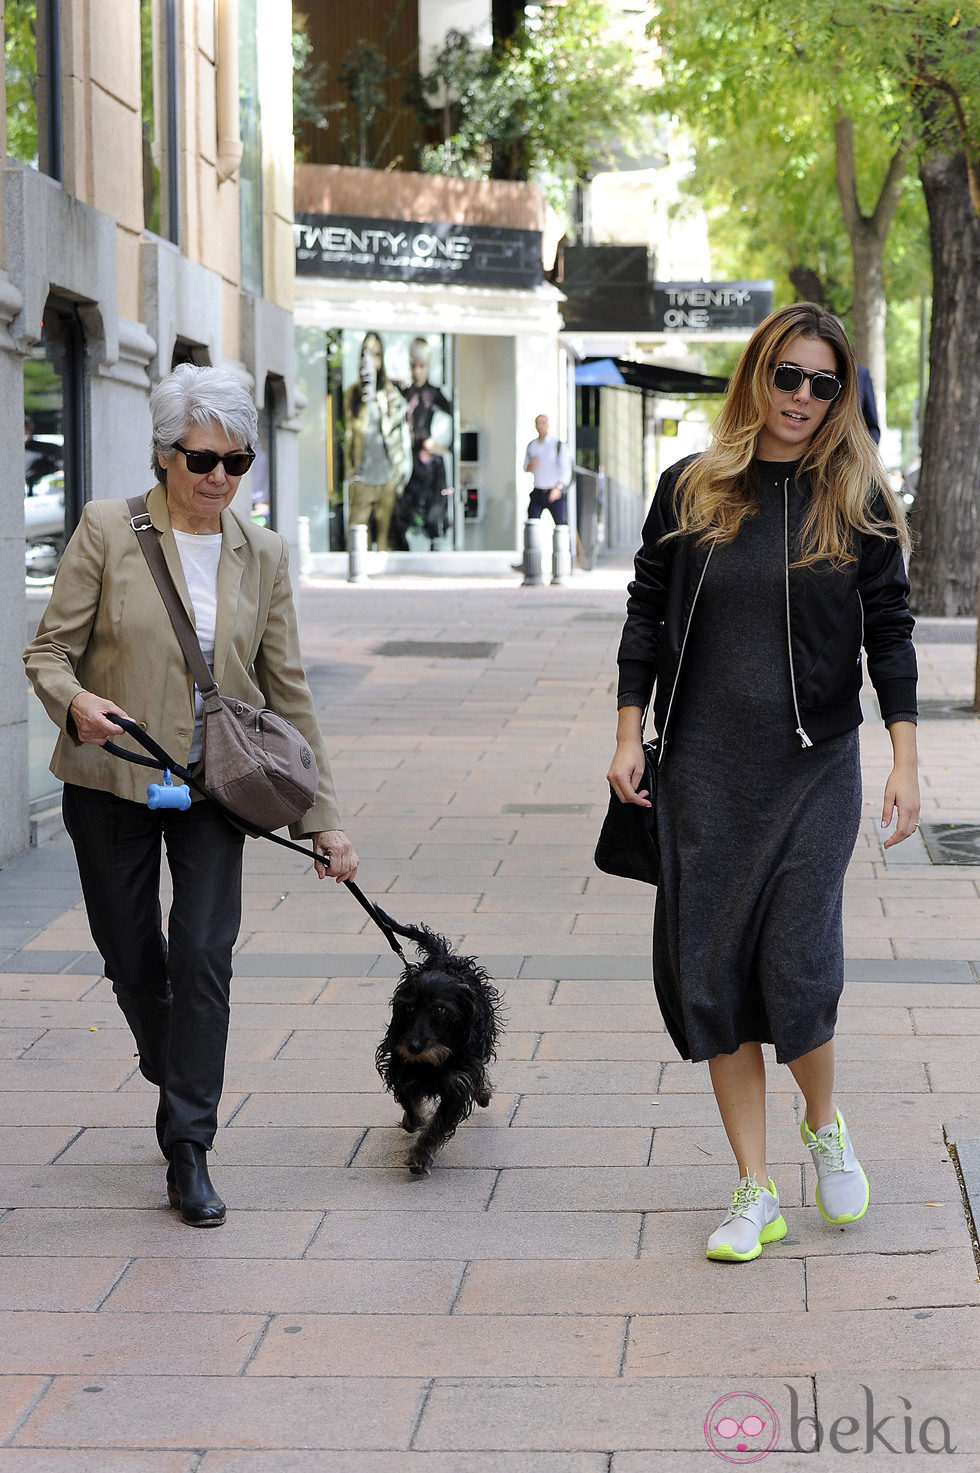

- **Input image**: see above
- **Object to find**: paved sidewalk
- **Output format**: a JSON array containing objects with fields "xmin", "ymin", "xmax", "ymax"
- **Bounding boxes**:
[{"xmin": 1, "ymin": 569, "xmax": 979, "ymax": 1470}]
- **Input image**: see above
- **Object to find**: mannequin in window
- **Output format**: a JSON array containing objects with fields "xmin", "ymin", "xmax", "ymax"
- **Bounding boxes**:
[
  {"xmin": 343, "ymin": 332, "xmax": 411, "ymax": 551},
  {"xmin": 391, "ymin": 337, "xmax": 454, "ymax": 550}
]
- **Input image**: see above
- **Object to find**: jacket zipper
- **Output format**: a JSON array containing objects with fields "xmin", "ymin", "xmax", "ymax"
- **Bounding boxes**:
[
  {"xmin": 783, "ymin": 477, "xmax": 813, "ymax": 748},
  {"xmin": 658, "ymin": 543, "xmax": 714, "ymax": 758}
]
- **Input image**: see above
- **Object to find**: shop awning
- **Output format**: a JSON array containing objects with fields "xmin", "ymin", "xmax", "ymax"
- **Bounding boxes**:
[
  {"xmin": 577, "ymin": 357, "xmax": 729, "ymax": 395},
  {"xmin": 574, "ymin": 358, "xmax": 625, "ymax": 386}
]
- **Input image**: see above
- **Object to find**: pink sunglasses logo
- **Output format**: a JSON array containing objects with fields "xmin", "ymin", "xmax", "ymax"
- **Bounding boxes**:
[{"xmin": 704, "ymin": 1392, "xmax": 780, "ymax": 1464}]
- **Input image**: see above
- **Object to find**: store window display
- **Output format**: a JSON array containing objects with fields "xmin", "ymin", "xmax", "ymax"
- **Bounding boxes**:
[
  {"xmin": 391, "ymin": 337, "xmax": 455, "ymax": 551},
  {"xmin": 342, "ymin": 332, "xmax": 412, "ymax": 551},
  {"xmin": 295, "ymin": 326, "xmax": 463, "ymax": 555}
]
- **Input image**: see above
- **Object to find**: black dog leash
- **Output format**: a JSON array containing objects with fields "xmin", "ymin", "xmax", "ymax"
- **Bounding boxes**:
[{"xmin": 102, "ymin": 715, "xmax": 408, "ymax": 963}]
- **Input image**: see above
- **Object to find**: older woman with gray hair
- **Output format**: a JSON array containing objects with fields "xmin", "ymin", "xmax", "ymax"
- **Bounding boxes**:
[{"xmin": 25, "ymin": 363, "xmax": 357, "ymax": 1227}]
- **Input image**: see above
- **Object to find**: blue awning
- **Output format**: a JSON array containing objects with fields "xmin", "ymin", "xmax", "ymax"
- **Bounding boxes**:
[
  {"xmin": 576, "ymin": 357, "xmax": 729, "ymax": 395},
  {"xmin": 574, "ymin": 358, "xmax": 625, "ymax": 386}
]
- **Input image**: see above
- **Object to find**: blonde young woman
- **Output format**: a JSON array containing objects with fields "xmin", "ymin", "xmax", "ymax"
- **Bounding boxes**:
[{"xmin": 607, "ymin": 304, "xmax": 919, "ymax": 1261}]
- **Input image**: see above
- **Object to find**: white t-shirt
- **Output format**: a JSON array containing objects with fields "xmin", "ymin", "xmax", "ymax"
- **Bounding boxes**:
[
  {"xmin": 523, "ymin": 434, "xmax": 571, "ymax": 489},
  {"xmin": 173, "ymin": 530, "xmax": 222, "ymax": 762}
]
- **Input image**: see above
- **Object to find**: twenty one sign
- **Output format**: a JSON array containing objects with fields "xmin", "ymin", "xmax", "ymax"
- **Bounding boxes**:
[
  {"xmin": 653, "ymin": 281, "xmax": 773, "ymax": 334},
  {"xmin": 294, "ymin": 213, "xmax": 542, "ymax": 289}
]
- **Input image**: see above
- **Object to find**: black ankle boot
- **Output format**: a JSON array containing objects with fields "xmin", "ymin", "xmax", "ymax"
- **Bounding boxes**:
[{"xmin": 166, "ymin": 1142, "xmax": 225, "ymax": 1227}]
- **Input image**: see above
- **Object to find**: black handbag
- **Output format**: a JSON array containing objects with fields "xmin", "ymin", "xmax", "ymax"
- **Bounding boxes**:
[{"xmin": 593, "ymin": 738, "xmax": 660, "ymax": 885}]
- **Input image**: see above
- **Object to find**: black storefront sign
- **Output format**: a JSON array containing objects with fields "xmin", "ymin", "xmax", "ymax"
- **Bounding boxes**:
[
  {"xmin": 653, "ymin": 281, "xmax": 773, "ymax": 333},
  {"xmin": 294, "ymin": 213, "xmax": 543, "ymax": 289}
]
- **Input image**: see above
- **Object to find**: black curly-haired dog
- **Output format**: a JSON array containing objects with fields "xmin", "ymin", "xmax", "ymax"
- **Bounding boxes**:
[{"xmin": 374, "ymin": 916, "xmax": 503, "ymax": 1175}]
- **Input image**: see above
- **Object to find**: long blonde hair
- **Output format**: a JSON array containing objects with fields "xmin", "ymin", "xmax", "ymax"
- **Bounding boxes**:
[{"xmin": 673, "ymin": 303, "xmax": 910, "ymax": 566}]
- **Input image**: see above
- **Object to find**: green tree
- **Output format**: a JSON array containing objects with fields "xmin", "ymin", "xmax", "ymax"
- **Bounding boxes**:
[
  {"xmin": 665, "ymin": 101, "xmax": 929, "ymax": 433},
  {"xmin": 4, "ymin": 0, "xmax": 39, "ymax": 168},
  {"xmin": 654, "ymin": 0, "xmax": 980, "ymax": 617},
  {"xmin": 336, "ymin": 43, "xmax": 404, "ymax": 170},
  {"xmin": 654, "ymin": 1, "xmax": 923, "ymax": 417},
  {"xmin": 292, "ymin": 26, "xmax": 336, "ymax": 163},
  {"xmin": 418, "ymin": 0, "xmax": 657, "ymax": 202}
]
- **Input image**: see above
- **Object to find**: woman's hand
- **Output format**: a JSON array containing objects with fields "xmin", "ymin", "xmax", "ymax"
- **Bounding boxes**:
[
  {"xmin": 881, "ymin": 720, "xmax": 920, "ymax": 848},
  {"xmin": 881, "ymin": 766, "xmax": 921, "ymax": 847},
  {"xmin": 607, "ymin": 738, "xmax": 652, "ymax": 808},
  {"xmin": 607, "ymin": 704, "xmax": 651, "ymax": 807},
  {"xmin": 312, "ymin": 830, "xmax": 359, "ymax": 882},
  {"xmin": 68, "ymin": 692, "xmax": 132, "ymax": 744}
]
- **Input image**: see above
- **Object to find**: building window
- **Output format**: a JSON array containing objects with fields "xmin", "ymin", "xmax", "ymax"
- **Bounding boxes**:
[
  {"xmin": 238, "ymin": 0, "xmax": 263, "ymax": 293},
  {"xmin": 4, "ymin": 0, "xmax": 63, "ymax": 179},
  {"xmin": 24, "ymin": 299, "xmax": 89, "ymax": 816},
  {"xmin": 576, "ymin": 385, "xmax": 601, "ymax": 472},
  {"xmin": 25, "ymin": 295, "xmax": 86, "ymax": 808},
  {"xmin": 170, "ymin": 339, "xmax": 210, "ymax": 369},
  {"xmin": 296, "ymin": 327, "xmax": 343, "ymax": 553},
  {"xmin": 251, "ymin": 377, "xmax": 283, "ymax": 530},
  {"xmin": 140, "ymin": 0, "xmax": 179, "ymax": 243},
  {"xmin": 24, "ymin": 295, "xmax": 88, "ymax": 584}
]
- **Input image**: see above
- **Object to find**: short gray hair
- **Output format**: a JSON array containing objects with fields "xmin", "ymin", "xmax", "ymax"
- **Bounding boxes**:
[{"xmin": 149, "ymin": 364, "xmax": 259, "ymax": 482}]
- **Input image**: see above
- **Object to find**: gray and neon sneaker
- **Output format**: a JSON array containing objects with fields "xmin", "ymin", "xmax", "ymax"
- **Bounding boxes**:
[
  {"xmin": 706, "ymin": 1176, "xmax": 787, "ymax": 1262},
  {"xmin": 801, "ymin": 1109, "xmax": 869, "ymax": 1224}
]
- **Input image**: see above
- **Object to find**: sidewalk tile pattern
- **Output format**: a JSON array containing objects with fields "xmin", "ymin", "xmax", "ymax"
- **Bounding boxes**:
[{"xmin": 2, "ymin": 586, "xmax": 978, "ymax": 1463}]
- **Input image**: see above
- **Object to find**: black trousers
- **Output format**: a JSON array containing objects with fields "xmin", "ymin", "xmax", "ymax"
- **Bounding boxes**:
[
  {"xmin": 527, "ymin": 487, "xmax": 567, "ymax": 524},
  {"xmin": 62, "ymin": 784, "xmax": 245, "ymax": 1148}
]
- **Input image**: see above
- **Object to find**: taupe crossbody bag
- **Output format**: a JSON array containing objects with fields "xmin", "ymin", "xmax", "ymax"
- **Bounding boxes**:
[{"xmin": 126, "ymin": 497, "xmax": 319, "ymax": 831}]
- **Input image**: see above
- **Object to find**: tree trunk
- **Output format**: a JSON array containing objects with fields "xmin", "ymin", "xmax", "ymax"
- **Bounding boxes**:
[
  {"xmin": 834, "ymin": 116, "xmax": 911, "ymax": 425},
  {"xmin": 913, "ymin": 149, "xmax": 980, "ymax": 619},
  {"xmin": 850, "ymin": 232, "xmax": 887, "ymax": 417},
  {"xmin": 491, "ymin": 133, "xmax": 531, "ymax": 181},
  {"xmin": 788, "ymin": 266, "xmax": 829, "ymax": 305}
]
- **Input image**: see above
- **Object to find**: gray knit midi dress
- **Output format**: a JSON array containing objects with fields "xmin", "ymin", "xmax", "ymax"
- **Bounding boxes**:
[{"xmin": 652, "ymin": 462, "xmax": 862, "ymax": 1065}]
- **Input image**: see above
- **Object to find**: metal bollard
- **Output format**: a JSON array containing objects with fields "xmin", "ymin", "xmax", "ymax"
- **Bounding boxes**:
[
  {"xmin": 521, "ymin": 518, "xmax": 544, "ymax": 586},
  {"xmin": 347, "ymin": 522, "xmax": 368, "ymax": 583},
  {"xmin": 551, "ymin": 523, "xmax": 572, "ymax": 585}
]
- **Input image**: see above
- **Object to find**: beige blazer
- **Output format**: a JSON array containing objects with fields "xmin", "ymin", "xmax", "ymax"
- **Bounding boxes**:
[{"xmin": 24, "ymin": 484, "xmax": 343, "ymax": 837}]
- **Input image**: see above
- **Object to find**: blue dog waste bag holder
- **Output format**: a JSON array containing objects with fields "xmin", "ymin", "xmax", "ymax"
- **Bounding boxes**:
[{"xmin": 147, "ymin": 770, "xmax": 192, "ymax": 811}]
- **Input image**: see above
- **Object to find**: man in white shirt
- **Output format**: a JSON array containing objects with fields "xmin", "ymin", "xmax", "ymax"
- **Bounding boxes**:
[{"xmin": 523, "ymin": 414, "xmax": 571, "ymax": 525}]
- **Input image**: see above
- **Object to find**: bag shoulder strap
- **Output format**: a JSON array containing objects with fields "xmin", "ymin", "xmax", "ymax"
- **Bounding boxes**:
[{"xmin": 126, "ymin": 496, "xmax": 218, "ymax": 702}]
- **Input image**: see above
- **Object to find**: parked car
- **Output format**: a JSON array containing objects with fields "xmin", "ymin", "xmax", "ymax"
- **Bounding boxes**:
[
  {"xmin": 24, "ymin": 471, "xmax": 65, "ymax": 582},
  {"xmin": 25, "ymin": 432, "xmax": 63, "ymax": 491}
]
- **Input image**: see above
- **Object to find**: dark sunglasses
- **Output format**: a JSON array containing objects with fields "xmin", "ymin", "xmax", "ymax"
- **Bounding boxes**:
[
  {"xmin": 173, "ymin": 442, "xmax": 255, "ymax": 476},
  {"xmin": 772, "ymin": 363, "xmax": 842, "ymax": 402}
]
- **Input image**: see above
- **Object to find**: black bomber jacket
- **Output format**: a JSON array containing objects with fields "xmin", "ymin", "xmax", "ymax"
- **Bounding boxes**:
[{"xmin": 616, "ymin": 455, "xmax": 918, "ymax": 749}]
